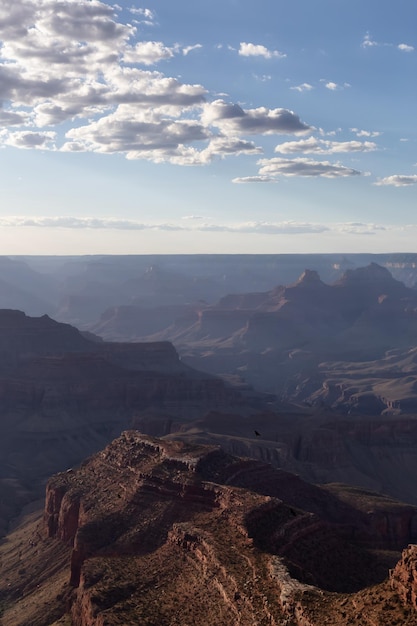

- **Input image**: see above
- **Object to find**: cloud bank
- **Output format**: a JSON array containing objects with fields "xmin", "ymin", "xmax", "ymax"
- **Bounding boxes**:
[{"xmin": 0, "ymin": 216, "xmax": 388, "ymax": 237}]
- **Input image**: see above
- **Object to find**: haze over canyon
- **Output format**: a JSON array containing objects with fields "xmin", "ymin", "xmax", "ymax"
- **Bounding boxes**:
[{"xmin": 2, "ymin": 253, "xmax": 417, "ymax": 625}]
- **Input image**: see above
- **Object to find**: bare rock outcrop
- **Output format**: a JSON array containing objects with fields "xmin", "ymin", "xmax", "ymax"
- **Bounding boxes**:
[
  {"xmin": 390, "ymin": 544, "xmax": 417, "ymax": 610},
  {"xmin": 41, "ymin": 432, "xmax": 417, "ymax": 624}
]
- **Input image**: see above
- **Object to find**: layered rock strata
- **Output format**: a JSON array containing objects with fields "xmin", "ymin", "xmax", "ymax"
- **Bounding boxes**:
[{"xmin": 44, "ymin": 432, "xmax": 417, "ymax": 625}]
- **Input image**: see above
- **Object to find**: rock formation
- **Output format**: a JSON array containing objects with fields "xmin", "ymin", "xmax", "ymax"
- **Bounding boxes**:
[
  {"xmin": 39, "ymin": 432, "xmax": 417, "ymax": 624},
  {"xmin": 390, "ymin": 544, "xmax": 417, "ymax": 610},
  {"xmin": 2, "ymin": 432, "xmax": 417, "ymax": 625}
]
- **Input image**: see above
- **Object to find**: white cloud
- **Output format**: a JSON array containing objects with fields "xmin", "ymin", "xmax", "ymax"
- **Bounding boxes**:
[
  {"xmin": 324, "ymin": 81, "xmax": 350, "ymax": 91},
  {"xmin": 183, "ymin": 44, "xmax": 203, "ymax": 56},
  {"xmin": 0, "ymin": 215, "xmax": 390, "ymax": 235},
  {"xmin": 0, "ymin": 0, "xmax": 313, "ymax": 165},
  {"xmin": 0, "ymin": 216, "xmax": 392, "ymax": 238},
  {"xmin": 290, "ymin": 83, "xmax": 314, "ymax": 92},
  {"xmin": 361, "ymin": 32, "xmax": 378, "ymax": 48},
  {"xmin": 374, "ymin": 175, "xmax": 417, "ymax": 187},
  {"xmin": 336, "ymin": 222, "xmax": 386, "ymax": 235},
  {"xmin": 274, "ymin": 136, "xmax": 378, "ymax": 154},
  {"xmin": 123, "ymin": 41, "xmax": 177, "ymax": 65},
  {"xmin": 351, "ymin": 128, "xmax": 381, "ymax": 138},
  {"xmin": 398, "ymin": 43, "xmax": 414, "ymax": 52},
  {"xmin": 362, "ymin": 33, "xmax": 414, "ymax": 53},
  {"xmin": 0, "ymin": 216, "xmax": 328, "ymax": 235},
  {"xmin": 238, "ymin": 42, "xmax": 286, "ymax": 59},
  {"xmin": 129, "ymin": 8, "xmax": 156, "ymax": 23},
  {"xmin": 257, "ymin": 157, "xmax": 362, "ymax": 178},
  {"xmin": 63, "ymin": 106, "xmax": 211, "ymax": 159},
  {"xmin": 203, "ymin": 136, "xmax": 262, "ymax": 158},
  {"xmin": 232, "ymin": 175, "xmax": 276, "ymax": 183}
]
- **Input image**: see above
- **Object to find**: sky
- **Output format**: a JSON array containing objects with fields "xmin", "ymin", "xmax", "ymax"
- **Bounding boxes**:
[{"xmin": 0, "ymin": 0, "xmax": 416, "ymax": 255}]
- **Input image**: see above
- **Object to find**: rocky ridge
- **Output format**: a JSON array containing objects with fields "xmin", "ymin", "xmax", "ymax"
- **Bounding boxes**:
[{"xmin": 29, "ymin": 432, "xmax": 417, "ymax": 624}]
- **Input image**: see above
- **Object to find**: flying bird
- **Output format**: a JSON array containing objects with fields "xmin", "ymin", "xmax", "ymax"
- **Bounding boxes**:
[{"xmin": 254, "ymin": 430, "xmax": 261, "ymax": 437}]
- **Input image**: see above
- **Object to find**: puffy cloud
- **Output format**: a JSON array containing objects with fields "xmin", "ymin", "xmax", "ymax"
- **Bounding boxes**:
[
  {"xmin": 398, "ymin": 43, "xmax": 414, "ymax": 52},
  {"xmin": 4, "ymin": 130, "xmax": 56, "ymax": 149},
  {"xmin": 274, "ymin": 136, "xmax": 377, "ymax": 154},
  {"xmin": 201, "ymin": 100, "xmax": 311, "ymax": 135},
  {"xmin": 323, "ymin": 81, "xmax": 350, "ymax": 91},
  {"xmin": 123, "ymin": 41, "xmax": 177, "ymax": 65},
  {"xmin": 0, "ymin": 0, "xmax": 313, "ymax": 164},
  {"xmin": 63, "ymin": 107, "xmax": 210, "ymax": 157},
  {"xmin": 238, "ymin": 42, "xmax": 286, "ymax": 59},
  {"xmin": 61, "ymin": 106, "xmax": 263, "ymax": 165},
  {"xmin": 202, "ymin": 136, "xmax": 262, "ymax": 158},
  {"xmin": 257, "ymin": 157, "xmax": 362, "ymax": 178},
  {"xmin": 374, "ymin": 175, "xmax": 417, "ymax": 187}
]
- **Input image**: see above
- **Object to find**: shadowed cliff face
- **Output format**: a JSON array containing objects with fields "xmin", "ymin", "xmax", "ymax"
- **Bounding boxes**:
[{"xmin": 0, "ymin": 311, "xmax": 244, "ymax": 535}]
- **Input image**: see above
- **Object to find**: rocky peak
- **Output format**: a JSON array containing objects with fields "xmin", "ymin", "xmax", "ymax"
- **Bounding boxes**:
[
  {"xmin": 335, "ymin": 263, "xmax": 406, "ymax": 291},
  {"xmin": 294, "ymin": 268, "xmax": 323, "ymax": 287}
]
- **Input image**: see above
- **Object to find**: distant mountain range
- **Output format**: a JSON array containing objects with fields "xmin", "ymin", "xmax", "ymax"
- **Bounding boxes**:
[
  {"xmin": 5, "ymin": 253, "xmax": 417, "ymax": 324},
  {"xmin": 87, "ymin": 262, "xmax": 417, "ymax": 416}
]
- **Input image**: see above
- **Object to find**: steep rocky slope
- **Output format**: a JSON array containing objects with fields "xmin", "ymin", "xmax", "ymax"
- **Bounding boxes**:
[{"xmin": 2, "ymin": 432, "xmax": 417, "ymax": 625}]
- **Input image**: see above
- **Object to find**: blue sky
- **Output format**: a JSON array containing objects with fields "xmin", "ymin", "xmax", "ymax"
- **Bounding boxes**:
[{"xmin": 0, "ymin": 0, "xmax": 416, "ymax": 254}]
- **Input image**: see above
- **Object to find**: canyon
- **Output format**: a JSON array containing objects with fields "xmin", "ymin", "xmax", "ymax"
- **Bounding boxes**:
[{"xmin": 1, "ymin": 254, "xmax": 417, "ymax": 623}]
